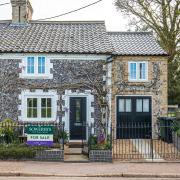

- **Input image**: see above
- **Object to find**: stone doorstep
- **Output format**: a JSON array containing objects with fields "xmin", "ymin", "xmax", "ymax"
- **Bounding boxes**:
[
  {"xmin": 65, "ymin": 148, "xmax": 82, "ymax": 155},
  {"xmin": 64, "ymin": 154, "xmax": 89, "ymax": 162},
  {"xmin": 64, "ymin": 146, "xmax": 89, "ymax": 162}
]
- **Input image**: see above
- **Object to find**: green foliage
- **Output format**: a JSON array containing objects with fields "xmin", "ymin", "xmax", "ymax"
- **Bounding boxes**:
[
  {"xmin": 88, "ymin": 135, "xmax": 98, "ymax": 146},
  {"xmin": 89, "ymin": 135, "xmax": 112, "ymax": 150},
  {"xmin": 176, "ymin": 129, "xmax": 180, "ymax": 137},
  {"xmin": 168, "ymin": 56, "xmax": 180, "ymax": 105},
  {"xmin": 0, "ymin": 118, "xmax": 18, "ymax": 144},
  {"xmin": 115, "ymin": 0, "xmax": 180, "ymax": 105},
  {"xmin": 53, "ymin": 128, "xmax": 69, "ymax": 143},
  {"xmin": 0, "ymin": 144, "xmax": 36, "ymax": 159},
  {"xmin": 173, "ymin": 120, "xmax": 180, "ymax": 137},
  {"xmin": 58, "ymin": 131, "xmax": 69, "ymax": 141}
]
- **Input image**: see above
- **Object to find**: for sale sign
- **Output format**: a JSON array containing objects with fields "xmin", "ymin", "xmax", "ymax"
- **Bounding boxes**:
[{"xmin": 26, "ymin": 126, "xmax": 54, "ymax": 146}]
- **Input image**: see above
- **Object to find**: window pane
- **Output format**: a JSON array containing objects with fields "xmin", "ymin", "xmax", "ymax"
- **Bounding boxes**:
[
  {"xmin": 47, "ymin": 98, "xmax": 51, "ymax": 107},
  {"xmin": 38, "ymin": 57, "xmax": 45, "ymax": 74},
  {"xmin": 27, "ymin": 98, "xmax": 37, "ymax": 118},
  {"xmin": 41, "ymin": 108, "xmax": 46, "ymax": 118},
  {"xmin": 130, "ymin": 63, "xmax": 136, "ymax": 80},
  {"xmin": 27, "ymin": 108, "xmax": 31, "ymax": 118},
  {"xmin": 33, "ymin": 108, "xmax": 37, "ymax": 117},
  {"xmin": 33, "ymin": 98, "xmax": 37, "ymax": 107},
  {"xmin": 41, "ymin": 98, "xmax": 52, "ymax": 118},
  {"xmin": 27, "ymin": 98, "xmax": 33, "ymax": 107},
  {"xmin": 27, "ymin": 57, "xmax": 34, "ymax": 74},
  {"xmin": 143, "ymin": 99, "xmax": 150, "ymax": 112},
  {"xmin": 47, "ymin": 108, "xmax": 51, "ymax": 118},
  {"xmin": 41, "ymin": 98, "xmax": 46, "ymax": 107},
  {"xmin": 139, "ymin": 63, "xmax": 146, "ymax": 80},
  {"xmin": 76, "ymin": 100, "xmax": 81, "ymax": 122},
  {"xmin": 136, "ymin": 99, "xmax": 142, "ymax": 112},
  {"xmin": 126, "ymin": 99, "xmax": 132, "ymax": 112},
  {"xmin": 119, "ymin": 99, "xmax": 125, "ymax": 112}
]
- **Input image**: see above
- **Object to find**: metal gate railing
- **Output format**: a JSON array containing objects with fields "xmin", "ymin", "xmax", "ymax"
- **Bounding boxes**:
[{"xmin": 112, "ymin": 121, "xmax": 180, "ymax": 161}]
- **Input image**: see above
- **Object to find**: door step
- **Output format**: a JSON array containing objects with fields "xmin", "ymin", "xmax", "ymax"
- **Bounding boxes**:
[
  {"xmin": 68, "ymin": 142, "xmax": 83, "ymax": 148},
  {"xmin": 65, "ymin": 148, "xmax": 82, "ymax": 155},
  {"xmin": 64, "ymin": 154, "xmax": 89, "ymax": 163}
]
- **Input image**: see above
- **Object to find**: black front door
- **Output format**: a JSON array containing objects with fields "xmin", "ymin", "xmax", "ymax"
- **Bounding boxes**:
[
  {"xmin": 116, "ymin": 96, "xmax": 152, "ymax": 139},
  {"xmin": 70, "ymin": 97, "xmax": 86, "ymax": 140}
]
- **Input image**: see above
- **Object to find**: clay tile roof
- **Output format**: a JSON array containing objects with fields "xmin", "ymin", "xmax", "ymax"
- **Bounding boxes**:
[
  {"xmin": 0, "ymin": 21, "xmax": 167, "ymax": 56},
  {"xmin": 0, "ymin": 21, "xmax": 112, "ymax": 54},
  {"xmin": 108, "ymin": 31, "xmax": 167, "ymax": 55}
]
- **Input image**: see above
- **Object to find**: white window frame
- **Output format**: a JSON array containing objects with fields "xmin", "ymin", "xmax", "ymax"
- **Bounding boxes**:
[
  {"xmin": 38, "ymin": 56, "xmax": 46, "ymax": 74},
  {"xmin": 128, "ymin": 61, "xmax": 148, "ymax": 82},
  {"xmin": 20, "ymin": 90, "xmax": 57, "ymax": 122},
  {"xmin": 20, "ymin": 56, "xmax": 53, "ymax": 79},
  {"xmin": 27, "ymin": 57, "xmax": 35, "ymax": 74}
]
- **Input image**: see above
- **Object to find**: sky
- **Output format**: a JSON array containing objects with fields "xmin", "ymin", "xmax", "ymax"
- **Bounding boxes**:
[{"xmin": 0, "ymin": 0, "xmax": 128, "ymax": 31}]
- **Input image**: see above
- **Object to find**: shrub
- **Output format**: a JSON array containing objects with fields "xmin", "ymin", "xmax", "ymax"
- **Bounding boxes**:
[
  {"xmin": 88, "ymin": 135, "xmax": 98, "ymax": 146},
  {"xmin": 54, "ymin": 129, "xmax": 69, "ymax": 143},
  {"xmin": 0, "ymin": 145, "xmax": 36, "ymax": 160},
  {"xmin": 88, "ymin": 135, "xmax": 112, "ymax": 150},
  {"xmin": 0, "ymin": 118, "xmax": 18, "ymax": 144}
]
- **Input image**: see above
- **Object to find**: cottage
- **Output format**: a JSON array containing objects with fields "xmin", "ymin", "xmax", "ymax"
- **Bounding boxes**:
[{"xmin": 0, "ymin": 0, "xmax": 168, "ymax": 142}]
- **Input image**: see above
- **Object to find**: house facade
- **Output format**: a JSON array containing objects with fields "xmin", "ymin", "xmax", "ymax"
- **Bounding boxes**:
[{"xmin": 0, "ymin": 0, "xmax": 168, "ymax": 140}]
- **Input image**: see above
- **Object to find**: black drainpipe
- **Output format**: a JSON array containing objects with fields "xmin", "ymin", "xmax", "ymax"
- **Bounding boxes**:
[{"xmin": 18, "ymin": 6, "xmax": 21, "ymax": 23}]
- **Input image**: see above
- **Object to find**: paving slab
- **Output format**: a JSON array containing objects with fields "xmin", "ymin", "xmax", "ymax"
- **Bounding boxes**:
[{"xmin": 0, "ymin": 161, "xmax": 179, "ymax": 178}]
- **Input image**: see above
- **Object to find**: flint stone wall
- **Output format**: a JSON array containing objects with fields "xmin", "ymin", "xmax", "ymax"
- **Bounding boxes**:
[{"xmin": 0, "ymin": 58, "xmax": 104, "ymax": 131}]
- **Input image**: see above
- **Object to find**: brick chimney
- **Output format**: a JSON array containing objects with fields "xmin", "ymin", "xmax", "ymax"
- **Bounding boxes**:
[{"xmin": 11, "ymin": 0, "xmax": 33, "ymax": 23}]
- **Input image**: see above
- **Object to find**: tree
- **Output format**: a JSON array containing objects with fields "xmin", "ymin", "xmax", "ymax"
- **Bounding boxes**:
[{"xmin": 115, "ymin": 0, "xmax": 180, "ymax": 104}]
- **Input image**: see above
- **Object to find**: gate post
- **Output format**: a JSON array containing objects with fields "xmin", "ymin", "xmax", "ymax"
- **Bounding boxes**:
[{"xmin": 150, "ymin": 135, "xmax": 154, "ymax": 160}]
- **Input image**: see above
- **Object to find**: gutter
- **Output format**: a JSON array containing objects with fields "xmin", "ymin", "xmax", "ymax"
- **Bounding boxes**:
[{"xmin": 105, "ymin": 54, "xmax": 115, "ymax": 64}]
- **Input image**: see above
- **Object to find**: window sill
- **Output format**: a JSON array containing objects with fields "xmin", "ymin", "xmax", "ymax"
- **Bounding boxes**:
[
  {"xmin": 21, "ymin": 119, "xmax": 56, "ymax": 122},
  {"xmin": 128, "ymin": 80, "xmax": 149, "ymax": 83},
  {"xmin": 20, "ymin": 75, "xmax": 53, "ymax": 79}
]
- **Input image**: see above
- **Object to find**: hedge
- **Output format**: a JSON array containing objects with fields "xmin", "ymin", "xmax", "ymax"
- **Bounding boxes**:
[{"xmin": 0, "ymin": 145, "xmax": 36, "ymax": 160}]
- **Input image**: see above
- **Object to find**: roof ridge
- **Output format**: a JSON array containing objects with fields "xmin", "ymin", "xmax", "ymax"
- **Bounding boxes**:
[
  {"xmin": 0, "ymin": 20, "xmax": 11, "ymax": 24},
  {"xmin": 30, "ymin": 20, "xmax": 105, "ymax": 24},
  {"xmin": 0, "ymin": 20, "xmax": 105, "ymax": 24},
  {"xmin": 107, "ymin": 31, "xmax": 153, "ymax": 35}
]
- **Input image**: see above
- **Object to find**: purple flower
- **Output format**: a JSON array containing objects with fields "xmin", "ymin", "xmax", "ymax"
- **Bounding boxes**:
[{"xmin": 98, "ymin": 132, "xmax": 105, "ymax": 144}]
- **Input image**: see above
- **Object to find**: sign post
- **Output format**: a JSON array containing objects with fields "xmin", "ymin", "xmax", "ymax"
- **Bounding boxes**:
[{"xmin": 26, "ymin": 126, "xmax": 54, "ymax": 147}]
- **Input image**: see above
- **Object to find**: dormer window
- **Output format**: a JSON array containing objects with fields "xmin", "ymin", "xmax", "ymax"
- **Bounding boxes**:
[{"xmin": 20, "ymin": 55, "xmax": 52, "ymax": 79}]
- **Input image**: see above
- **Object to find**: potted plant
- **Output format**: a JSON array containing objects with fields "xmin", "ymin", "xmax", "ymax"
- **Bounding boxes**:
[
  {"xmin": 88, "ymin": 134, "xmax": 112, "ymax": 162},
  {"xmin": 59, "ymin": 131, "xmax": 69, "ymax": 144}
]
